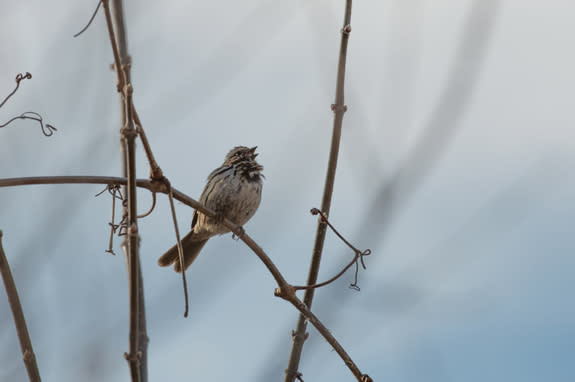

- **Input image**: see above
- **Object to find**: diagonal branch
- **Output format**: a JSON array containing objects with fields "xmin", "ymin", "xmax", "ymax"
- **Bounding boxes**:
[{"xmin": 0, "ymin": 175, "xmax": 371, "ymax": 381}]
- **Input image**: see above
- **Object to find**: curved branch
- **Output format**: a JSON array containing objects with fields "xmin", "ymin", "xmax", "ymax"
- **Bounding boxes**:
[
  {"xmin": 73, "ymin": 0, "xmax": 103, "ymax": 38},
  {"xmin": 0, "ymin": 175, "xmax": 371, "ymax": 381}
]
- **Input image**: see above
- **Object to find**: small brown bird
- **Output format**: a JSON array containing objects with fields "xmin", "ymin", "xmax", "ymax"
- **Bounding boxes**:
[{"xmin": 158, "ymin": 146, "xmax": 263, "ymax": 272}]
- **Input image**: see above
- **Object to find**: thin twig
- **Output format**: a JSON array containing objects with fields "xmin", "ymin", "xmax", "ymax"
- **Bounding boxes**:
[
  {"xmin": 310, "ymin": 208, "xmax": 358, "ymax": 253},
  {"xmin": 0, "ymin": 72, "xmax": 32, "ymax": 109},
  {"xmin": 132, "ymin": 105, "xmax": 164, "ymax": 180},
  {"xmin": 136, "ymin": 191, "xmax": 156, "ymax": 219},
  {"xmin": 73, "ymin": 0, "xmax": 103, "ymax": 38},
  {"xmin": 285, "ymin": 1, "xmax": 354, "ymax": 381},
  {"xmin": 292, "ymin": 208, "xmax": 370, "ymax": 291},
  {"xmin": 0, "ymin": 231, "xmax": 42, "ymax": 382},
  {"xmin": 167, "ymin": 187, "xmax": 190, "ymax": 317},
  {"xmin": 0, "ymin": 112, "xmax": 57, "ymax": 136},
  {"xmin": 103, "ymin": 184, "xmax": 121, "ymax": 255},
  {"xmin": 1, "ymin": 73, "xmax": 56, "ymax": 136},
  {"xmin": 0, "ymin": 175, "xmax": 371, "ymax": 381}
]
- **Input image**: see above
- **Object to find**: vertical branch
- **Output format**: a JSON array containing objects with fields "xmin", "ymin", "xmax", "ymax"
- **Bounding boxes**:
[
  {"xmin": 0, "ymin": 231, "xmax": 42, "ymax": 382},
  {"xmin": 103, "ymin": 0, "xmax": 147, "ymax": 381},
  {"xmin": 284, "ymin": 1, "xmax": 353, "ymax": 381}
]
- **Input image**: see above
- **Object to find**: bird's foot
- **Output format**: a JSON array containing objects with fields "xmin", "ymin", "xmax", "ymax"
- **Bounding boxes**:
[{"xmin": 232, "ymin": 226, "xmax": 245, "ymax": 240}]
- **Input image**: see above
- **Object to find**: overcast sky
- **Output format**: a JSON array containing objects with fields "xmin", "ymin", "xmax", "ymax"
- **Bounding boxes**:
[{"xmin": 1, "ymin": 0, "xmax": 574, "ymax": 381}]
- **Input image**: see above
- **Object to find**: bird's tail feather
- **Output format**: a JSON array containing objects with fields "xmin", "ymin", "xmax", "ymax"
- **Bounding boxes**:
[{"xmin": 158, "ymin": 231, "xmax": 208, "ymax": 273}]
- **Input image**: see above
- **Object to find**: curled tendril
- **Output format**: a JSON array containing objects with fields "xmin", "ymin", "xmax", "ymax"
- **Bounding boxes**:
[
  {"xmin": 0, "ymin": 72, "xmax": 32, "ymax": 109},
  {"xmin": 0, "ymin": 112, "xmax": 57, "ymax": 137},
  {"xmin": 137, "ymin": 192, "xmax": 156, "ymax": 218},
  {"xmin": 350, "ymin": 249, "xmax": 371, "ymax": 291},
  {"xmin": 293, "ymin": 208, "xmax": 372, "ymax": 291},
  {"xmin": 16, "ymin": 72, "xmax": 32, "ymax": 82}
]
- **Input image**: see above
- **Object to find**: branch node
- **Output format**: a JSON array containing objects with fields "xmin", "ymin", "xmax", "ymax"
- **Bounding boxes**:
[
  {"xmin": 148, "ymin": 177, "xmax": 170, "ymax": 194},
  {"xmin": 124, "ymin": 82, "xmax": 133, "ymax": 96},
  {"xmin": 330, "ymin": 103, "xmax": 348, "ymax": 113},
  {"xmin": 22, "ymin": 349, "xmax": 35, "ymax": 361},
  {"xmin": 342, "ymin": 24, "xmax": 352, "ymax": 34},
  {"xmin": 120, "ymin": 125, "xmax": 138, "ymax": 139},
  {"xmin": 126, "ymin": 223, "xmax": 139, "ymax": 236},
  {"xmin": 274, "ymin": 284, "xmax": 295, "ymax": 299}
]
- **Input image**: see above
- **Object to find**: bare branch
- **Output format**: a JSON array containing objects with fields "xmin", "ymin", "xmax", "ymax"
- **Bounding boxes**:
[
  {"xmin": 0, "ymin": 231, "xmax": 42, "ymax": 382},
  {"xmin": 0, "ymin": 175, "xmax": 371, "ymax": 381},
  {"xmin": 133, "ymin": 105, "xmax": 164, "ymax": 181},
  {"xmin": 285, "ymin": 1, "xmax": 356, "ymax": 381},
  {"xmin": 101, "ymin": 0, "xmax": 146, "ymax": 380}
]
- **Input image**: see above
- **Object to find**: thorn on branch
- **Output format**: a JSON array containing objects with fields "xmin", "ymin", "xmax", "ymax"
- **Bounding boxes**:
[
  {"xmin": 285, "ymin": 368, "xmax": 305, "ymax": 382},
  {"xmin": 73, "ymin": 0, "xmax": 103, "ymax": 38}
]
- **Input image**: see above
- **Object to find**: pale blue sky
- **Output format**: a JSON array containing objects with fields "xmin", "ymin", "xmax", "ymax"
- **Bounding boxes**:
[{"xmin": 1, "ymin": 0, "xmax": 574, "ymax": 381}]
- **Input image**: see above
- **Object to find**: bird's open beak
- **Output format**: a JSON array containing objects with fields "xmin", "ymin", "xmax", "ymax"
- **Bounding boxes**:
[{"xmin": 249, "ymin": 146, "xmax": 258, "ymax": 157}]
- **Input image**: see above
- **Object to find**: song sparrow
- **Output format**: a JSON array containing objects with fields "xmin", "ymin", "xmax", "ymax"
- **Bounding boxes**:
[{"xmin": 158, "ymin": 146, "xmax": 264, "ymax": 272}]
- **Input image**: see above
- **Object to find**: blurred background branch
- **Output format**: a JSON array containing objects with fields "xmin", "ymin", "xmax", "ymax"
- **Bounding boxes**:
[
  {"xmin": 1, "ymin": 0, "xmax": 574, "ymax": 381},
  {"xmin": 0, "ymin": 231, "xmax": 41, "ymax": 382}
]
